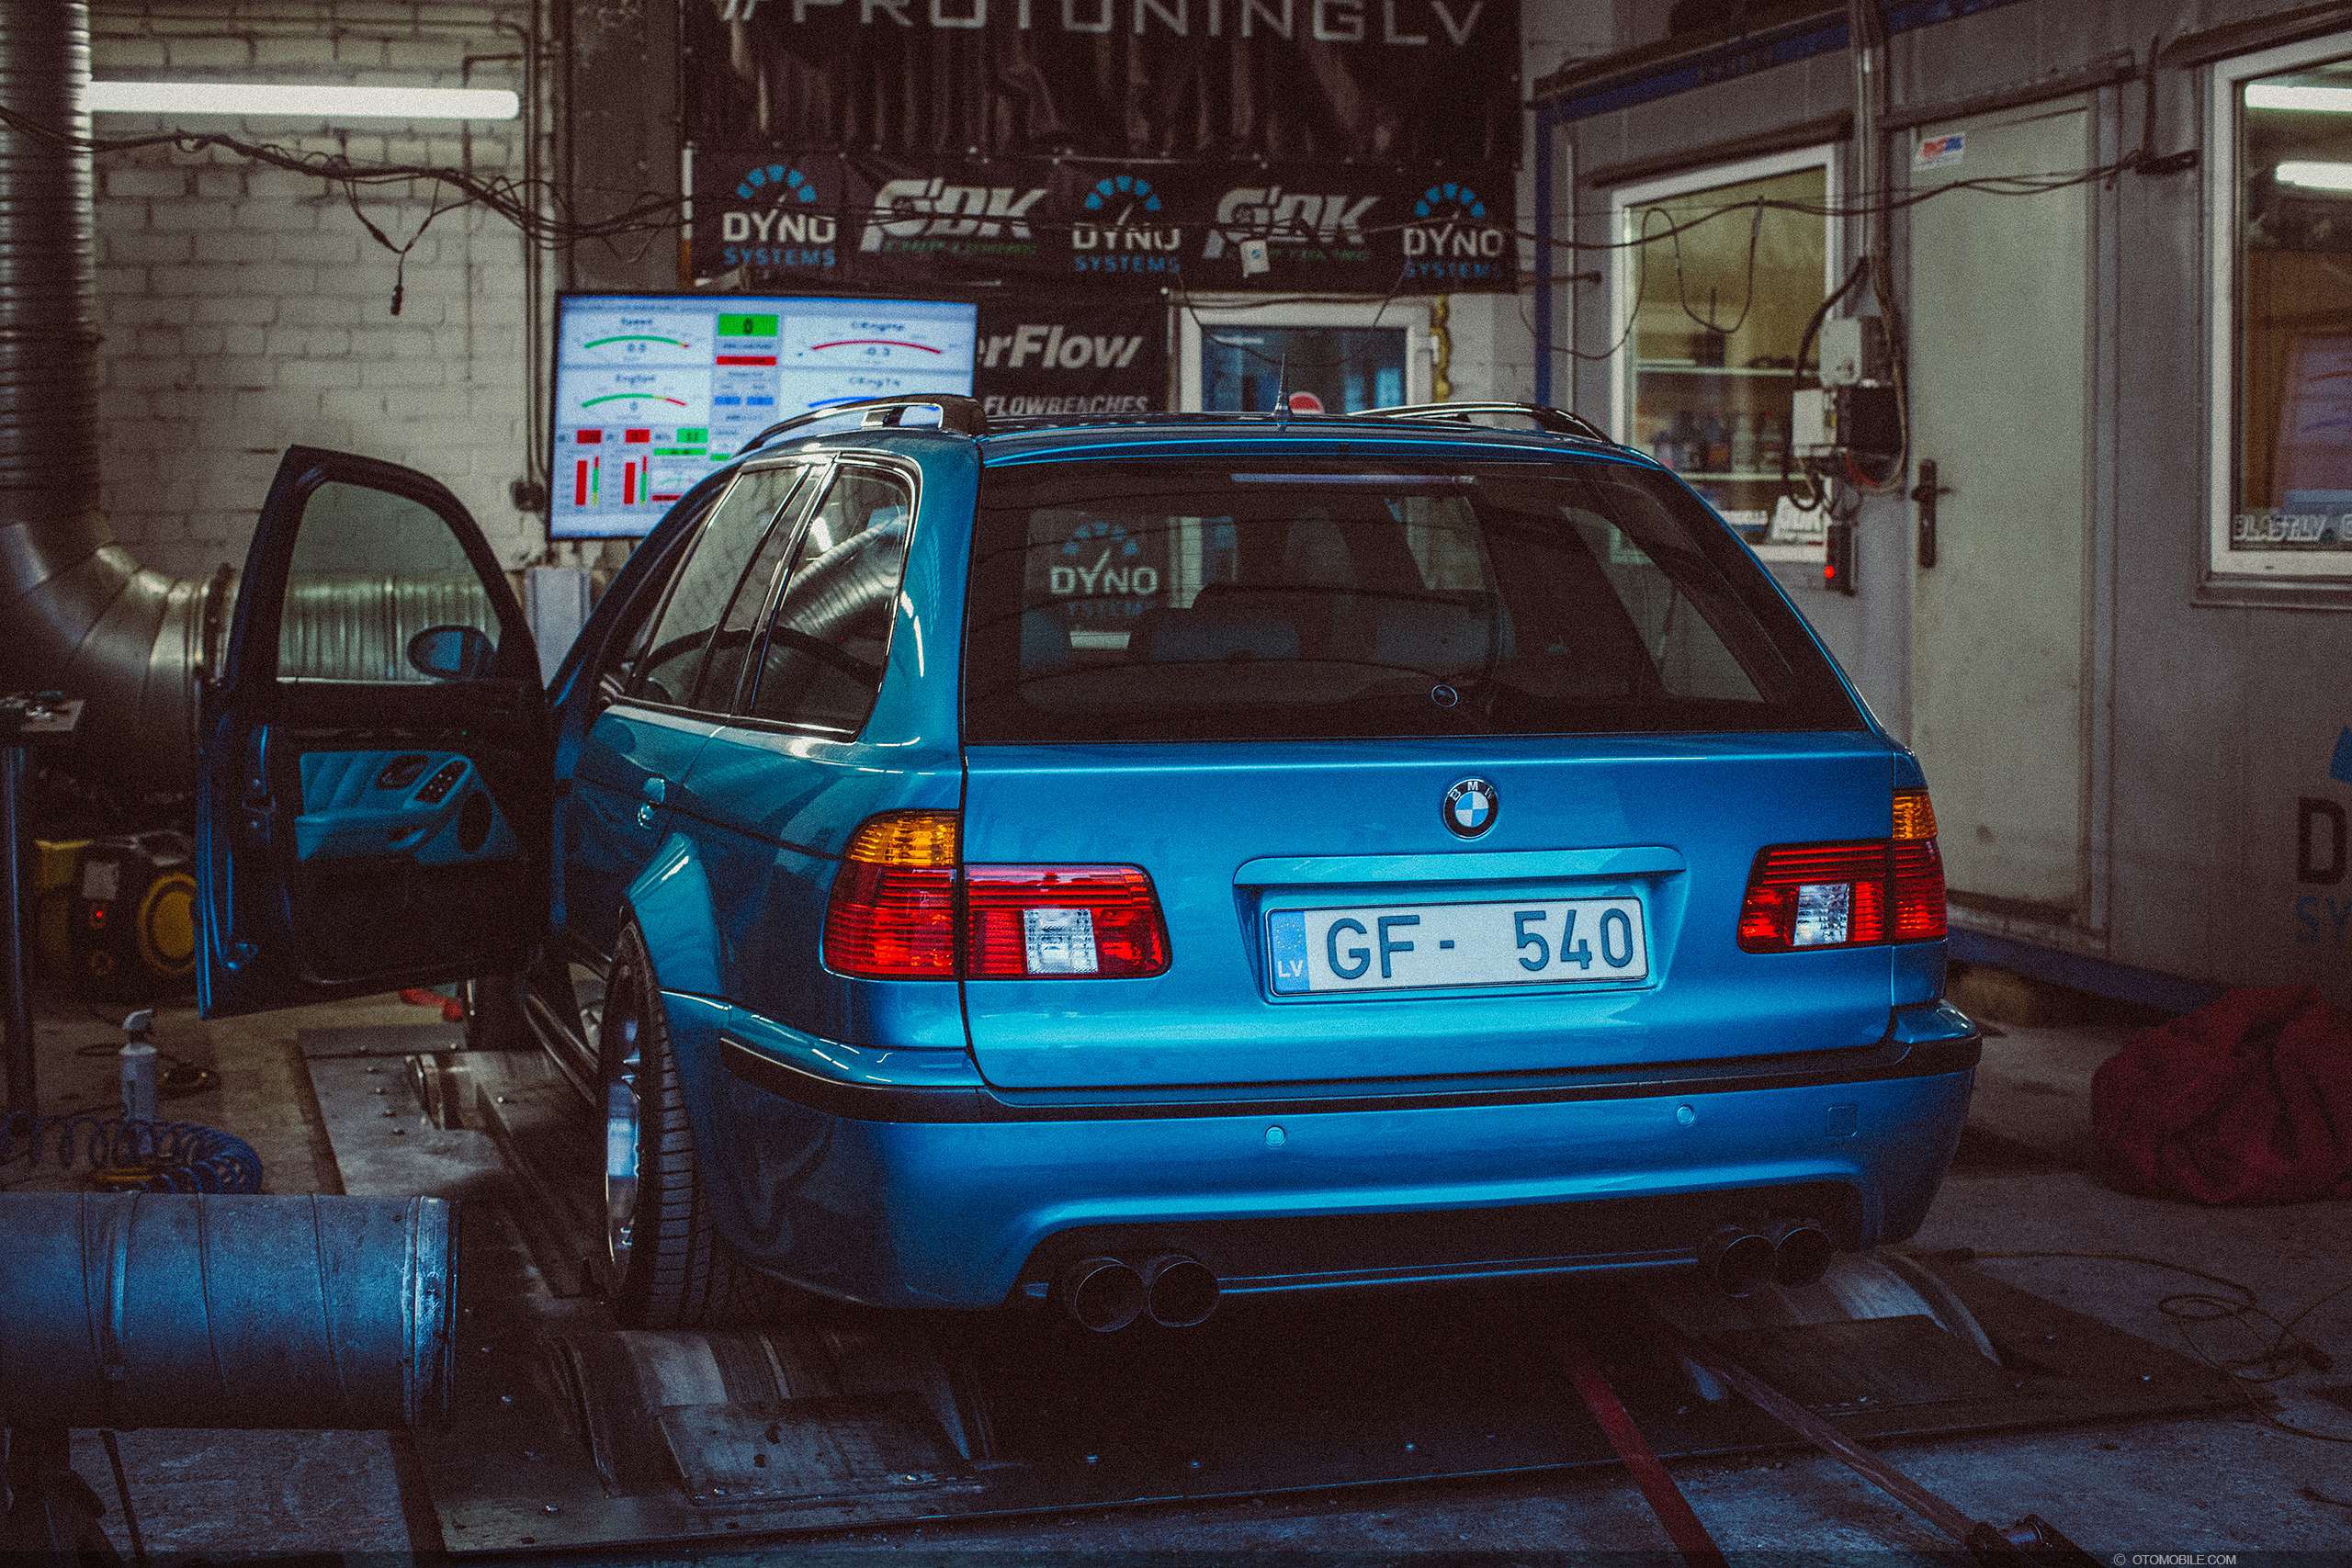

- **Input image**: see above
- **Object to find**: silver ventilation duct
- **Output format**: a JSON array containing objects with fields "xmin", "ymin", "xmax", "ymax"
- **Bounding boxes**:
[{"xmin": 0, "ymin": 2, "xmax": 233, "ymax": 786}]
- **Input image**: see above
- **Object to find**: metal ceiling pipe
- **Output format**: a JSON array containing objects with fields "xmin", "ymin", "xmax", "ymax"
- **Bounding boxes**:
[{"xmin": 0, "ymin": 3, "xmax": 232, "ymax": 784}]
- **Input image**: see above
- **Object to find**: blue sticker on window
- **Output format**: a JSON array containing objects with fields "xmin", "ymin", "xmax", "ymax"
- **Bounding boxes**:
[{"xmin": 1267, "ymin": 910, "xmax": 1309, "ymax": 993}]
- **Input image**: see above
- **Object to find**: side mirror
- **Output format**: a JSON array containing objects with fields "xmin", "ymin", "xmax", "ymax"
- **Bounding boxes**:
[{"xmin": 407, "ymin": 625, "xmax": 496, "ymax": 682}]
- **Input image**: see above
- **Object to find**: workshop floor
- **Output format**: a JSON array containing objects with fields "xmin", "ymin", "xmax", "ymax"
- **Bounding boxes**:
[{"xmin": 10, "ymin": 987, "xmax": 2352, "ymax": 1561}]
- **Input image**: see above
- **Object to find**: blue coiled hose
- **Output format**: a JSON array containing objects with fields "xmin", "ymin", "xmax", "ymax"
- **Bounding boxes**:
[{"xmin": 0, "ymin": 1111, "xmax": 262, "ymax": 1192}]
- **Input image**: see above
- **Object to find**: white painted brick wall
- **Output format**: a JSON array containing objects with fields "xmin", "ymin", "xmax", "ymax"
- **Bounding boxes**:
[{"xmin": 92, "ymin": 0, "xmax": 544, "ymax": 581}]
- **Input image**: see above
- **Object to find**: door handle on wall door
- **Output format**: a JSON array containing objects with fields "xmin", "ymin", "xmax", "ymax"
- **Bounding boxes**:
[{"xmin": 1911, "ymin": 460, "xmax": 1951, "ymax": 569}]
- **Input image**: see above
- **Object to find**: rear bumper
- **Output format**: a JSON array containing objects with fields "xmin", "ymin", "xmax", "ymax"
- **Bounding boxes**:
[{"xmin": 682, "ymin": 997, "xmax": 1977, "ymax": 1310}]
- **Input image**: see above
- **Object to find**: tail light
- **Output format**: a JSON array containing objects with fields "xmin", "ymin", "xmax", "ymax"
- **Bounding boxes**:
[
  {"xmin": 966, "ymin": 866, "xmax": 1170, "ymax": 978},
  {"xmin": 823, "ymin": 810, "xmax": 959, "ymax": 977},
  {"xmin": 824, "ymin": 812, "xmax": 1170, "ymax": 979},
  {"xmin": 1737, "ymin": 790, "xmax": 1947, "ymax": 953}
]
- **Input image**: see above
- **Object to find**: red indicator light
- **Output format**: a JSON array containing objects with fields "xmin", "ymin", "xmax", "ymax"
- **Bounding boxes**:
[
  {"xmin": 623, "ymin": 428, "xmax": 651, "ymax": 443},
  {"xmin": 714, "ymin": 355, "xmax": 778, "ymax": 366},
  {"xmin": 88, "ymin": 906, "xmax": 107, "ymax": 930},
  {"xmin": 573, "ymin": 459, "xmax": 589, "ymax": 506},
  {"xmin": 575, "ymin": 429, "xmax": 602, "ymax": 444}
]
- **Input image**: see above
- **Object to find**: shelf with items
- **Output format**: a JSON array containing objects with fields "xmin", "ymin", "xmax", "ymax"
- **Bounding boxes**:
[{"xmin": 1634, "ymin": 362, "xmax": 1801, "ymax": 378}]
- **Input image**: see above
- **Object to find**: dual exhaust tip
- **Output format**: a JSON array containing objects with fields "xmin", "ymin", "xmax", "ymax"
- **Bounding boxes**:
[
  {"xmin": 1057, "ymin": 1253, "xmax": 1220, "ymax": 1332},
  {"xmin": 1700, "ymin": 1217, "xmax": 1838, "ymax": 1297}
]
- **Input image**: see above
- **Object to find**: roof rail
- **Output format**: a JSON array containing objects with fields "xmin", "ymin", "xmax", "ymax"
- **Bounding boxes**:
[
  {"xmin": 1358, "ymin": 401, "xmax": 1612, "ymax": 445},
  {"xmin": 738, "ymin": 393, "xmax": 989, "ymax": 456}
]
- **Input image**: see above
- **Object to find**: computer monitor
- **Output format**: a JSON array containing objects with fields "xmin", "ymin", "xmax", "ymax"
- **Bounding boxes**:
[{"xmin": 548, "ymin": 293, "xmax": 978, "ymax": 539}]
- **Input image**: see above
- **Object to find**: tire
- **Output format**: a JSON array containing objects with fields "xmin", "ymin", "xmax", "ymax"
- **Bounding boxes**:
[{"xmin": 599, "ymin": 919, "xmax": 781, "ymax": 1327}]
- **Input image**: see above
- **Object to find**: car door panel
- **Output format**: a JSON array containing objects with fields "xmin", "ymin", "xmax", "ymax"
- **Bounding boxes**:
[{"xmin": 198, "ymin": 446, "xmax": 551, "ymax": 1017}]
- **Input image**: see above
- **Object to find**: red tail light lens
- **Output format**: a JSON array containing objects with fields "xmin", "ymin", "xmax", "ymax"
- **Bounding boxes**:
[
  {"xmin": 1738, "ymin": 795, "xmax": 1947, "ymax": 953},
  {"xmin": 965, "ymin": 866, "xmax": 1170, "ymax": 978},
  {"xmin": 823, "ymin": 811, "xmax": 959, "ymax": 977},
  {"xmin": 824, "ymin": 813, "xmax": 1171, "ymax": 979},
  {"xmin": 1892, "ymin": 840, "xmax": 1947, "ymax": 942}
]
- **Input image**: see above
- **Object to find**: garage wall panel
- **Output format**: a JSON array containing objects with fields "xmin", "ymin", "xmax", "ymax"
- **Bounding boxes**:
[{"xmin": 89, "ymin": 0, "xmax": 539, "ymax": 580}]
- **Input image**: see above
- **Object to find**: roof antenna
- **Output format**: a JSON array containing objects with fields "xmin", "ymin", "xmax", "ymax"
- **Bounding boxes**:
[{"xmin": 1275, "ymin": 353, "xmax": 1291, "ymax": 430}]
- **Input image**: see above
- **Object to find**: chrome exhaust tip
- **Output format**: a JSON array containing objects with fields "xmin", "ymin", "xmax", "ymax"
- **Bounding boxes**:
[
  {"xmin": 1699, "ymin": 1224, "xmax": 1778, "ymax": 1298},
  {"xmin": 1057, "ymin": 1256, "xmax": 1146, "ymax": 1332},
  {"xmin": 1139, "ymin": 1253, "xmax": 1220, "ymax": 1328},
  {"xmin": 1768, "ymin": 1217, "xmax": 1837, "ymax": 1288}
]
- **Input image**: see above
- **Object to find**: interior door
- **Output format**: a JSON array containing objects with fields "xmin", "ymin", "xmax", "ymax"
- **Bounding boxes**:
[
  {"xmin": 197, "ymin": 446, "xmax": 551, "ymax": 1017},
  {"xmin": 1906, "ymin": 102, "xmax": 2089, "ymax": 912}
]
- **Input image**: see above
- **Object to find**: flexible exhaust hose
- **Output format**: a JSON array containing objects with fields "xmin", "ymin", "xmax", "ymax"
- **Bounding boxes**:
[{"xmin": 0, "ymin": 3, "xmax": 232, "ymax": 784}]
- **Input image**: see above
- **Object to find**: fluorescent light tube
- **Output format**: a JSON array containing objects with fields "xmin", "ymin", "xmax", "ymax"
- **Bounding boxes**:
[
  {"xmin": 2248, "ymin": 84, "xmax": 2352, "ymax": 113},
  {"xmin": 87, "ymin": 83, "xmax": 519, "ymax": 120},
  {"xmin": 2277, "ymin": 160, "xmax": 2352, "ymax": 191}
]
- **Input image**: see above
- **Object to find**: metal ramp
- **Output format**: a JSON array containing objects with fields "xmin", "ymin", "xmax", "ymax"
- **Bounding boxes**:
[{"xmin": 301, "ymin": 1029, "xmax": 2248, "ymax": 1555}]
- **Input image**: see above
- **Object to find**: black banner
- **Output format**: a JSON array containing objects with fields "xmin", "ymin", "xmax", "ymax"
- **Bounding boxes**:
[
  {"xmin": 685, "ymin": 1, "xmax": 1519, "ymax": 166},
  {"xmin": 973, "ymin": 295, "xmax": 1168, "ymax": 418},
  {"xmin": 695, "ymin": 152, "xmax": 1516, "ymax": 292}
]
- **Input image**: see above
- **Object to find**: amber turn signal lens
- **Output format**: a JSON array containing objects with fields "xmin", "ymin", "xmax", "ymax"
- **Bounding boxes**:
[
  {"xmin": 1893, "ymin": 789, "xmax": 1938, "ymax": 840},
  {"xmin": 843, "ymin": 809, "xmax": 959, "ymax": 868}
]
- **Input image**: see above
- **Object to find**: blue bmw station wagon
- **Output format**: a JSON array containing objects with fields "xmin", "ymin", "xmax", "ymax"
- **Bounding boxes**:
[{"xmin": 196, "ymin": 398, "xmax": 1975, "ymax": 1331}]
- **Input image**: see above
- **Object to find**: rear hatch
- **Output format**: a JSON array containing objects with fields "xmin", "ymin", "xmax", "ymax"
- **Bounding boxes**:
[{"xmin": 956, "ymin": 448, "xmax": 1894, "ymax": 1091}]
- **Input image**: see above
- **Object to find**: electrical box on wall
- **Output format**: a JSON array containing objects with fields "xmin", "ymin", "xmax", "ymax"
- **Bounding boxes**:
[
  {"xmin": 1791, "ymin": 385, "xmax": 1900, "ymax": 459},
  {"xmin": 1818, "ymin": 316, "xmax": 1891, "ymax": 388}
]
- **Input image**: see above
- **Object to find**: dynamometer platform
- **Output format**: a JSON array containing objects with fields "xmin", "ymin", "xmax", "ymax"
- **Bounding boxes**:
[{"xmin": 301, "ymin": 1027, "xmax": 2246, "ymax": 1555}]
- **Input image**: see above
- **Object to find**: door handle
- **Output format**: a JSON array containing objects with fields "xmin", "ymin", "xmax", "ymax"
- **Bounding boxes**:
[
  {"xmin": 1910, "ymin": 459, "xmax": 1951, "ymax": 569},
  {"xmin": 640, "ymin": 777, "xmax": 667, "ymax": 806}
]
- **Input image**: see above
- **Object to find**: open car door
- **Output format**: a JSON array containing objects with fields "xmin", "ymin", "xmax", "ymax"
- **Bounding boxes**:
[{"xmin": 197, "ymin": 447, "xmax": 552, "ymax": 1018}]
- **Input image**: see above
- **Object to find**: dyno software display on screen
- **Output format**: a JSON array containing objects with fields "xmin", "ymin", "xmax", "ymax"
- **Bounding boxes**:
[{"xmin": 549, "ymin": 293, "xmax": 978, "ymax": 538}]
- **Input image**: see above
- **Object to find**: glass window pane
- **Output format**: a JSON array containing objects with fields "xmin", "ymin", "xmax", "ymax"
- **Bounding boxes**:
[
  {"xmin": 2235, "ymin": 58, "xmax": 2352, "ymax": 563},
  {"xmin": 1203, "ymin": 327, "xmax": 1407, "ymax": 412},
  {"xmin": 743, "ymin": 468, "xmax": 915, "ymax": 735},
  {"xmin": 279, "ymin": 480, "xmax": 497, "ymax": 682},
  {"xmin": 1623, "ymin": 164, "xmax": 1827, "ymax": 538},
  {"xmin": 628, "ymin": 466, "xmax": 805, "ymax": 708},
  {"xmin": 692, "ymin": 472, "xmax": 810, "ymax": 709},
  {"xmin": 963, "ymin": 461, "xmax": 1858, "ymax": 744}
]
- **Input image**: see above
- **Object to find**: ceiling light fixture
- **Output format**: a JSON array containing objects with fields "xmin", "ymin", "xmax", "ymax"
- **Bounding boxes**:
[{"xmin": 87, "ymin": 83, "xmax": 519, "ymax": 120}]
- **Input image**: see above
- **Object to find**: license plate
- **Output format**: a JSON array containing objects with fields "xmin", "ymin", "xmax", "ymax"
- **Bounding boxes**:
[{"xmin": 1266, "ymin": 897, "xmax": 1650, "ymax": 995}]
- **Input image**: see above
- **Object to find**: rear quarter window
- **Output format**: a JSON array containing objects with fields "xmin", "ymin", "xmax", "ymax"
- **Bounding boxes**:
[{"xmin": 962, "ymin": 457, "xmax": 1861, "ymax": 742}]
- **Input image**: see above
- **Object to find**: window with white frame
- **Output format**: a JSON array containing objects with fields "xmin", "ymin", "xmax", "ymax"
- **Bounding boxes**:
[
  {"xmin": 2213, "ymin": 34, "xmax": 2352, "ymax": 579},
  {"xmin": 1609, "ymin": 147, "xmax": 1839, "ymax": 547}
]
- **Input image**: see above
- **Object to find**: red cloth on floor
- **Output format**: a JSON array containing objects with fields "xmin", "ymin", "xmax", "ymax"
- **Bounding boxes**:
[{"xmin": 2091, "ymin": 984, "xmax": 2352, "ymax": 1205}]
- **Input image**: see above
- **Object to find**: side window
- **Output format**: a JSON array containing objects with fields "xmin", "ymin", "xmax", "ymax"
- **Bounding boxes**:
[
  {"xmin": 691, "ymin": 471, "xmax": 815, "ymax": 709},
  {"xmin": 744, "ymin": 468, "xmax": 916, "ymax": 735},
  {"xmin": 279, "ymin": 480, "xmax": 501, "ymax": 682},
  {"xmin": 627, "ymin": 466, "xmax": 805, "ymax": 708}
]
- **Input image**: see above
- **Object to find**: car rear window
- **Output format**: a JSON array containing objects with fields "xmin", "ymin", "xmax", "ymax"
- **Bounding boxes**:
[{"xmin": 962, "ymin": 458, "xmax": 1863, "ymax": 742}]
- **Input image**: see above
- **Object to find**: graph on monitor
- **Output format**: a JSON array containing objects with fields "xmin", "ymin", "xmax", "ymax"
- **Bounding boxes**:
[{"xmin": 549, "ymin": 294, "xmax": 977, "ymax": 538}]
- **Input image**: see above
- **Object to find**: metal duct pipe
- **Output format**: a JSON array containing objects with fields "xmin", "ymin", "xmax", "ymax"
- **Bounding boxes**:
[
  {"xmin": 0, "ymin": 3, "xmax": 234, "ymax": 784},
  {"xmin": 0, "ymin": 1193, "xmax": 455, "ymax": 1429}
]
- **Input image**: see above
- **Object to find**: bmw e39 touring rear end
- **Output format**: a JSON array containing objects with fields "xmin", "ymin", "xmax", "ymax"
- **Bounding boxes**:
[{"xmin": 199, "ymin": 400, "xmax": 1974, "ymax": 1332}]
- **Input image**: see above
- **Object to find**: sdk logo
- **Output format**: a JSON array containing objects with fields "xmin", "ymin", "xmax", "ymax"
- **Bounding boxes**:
[
  {"xmin": 718, "ymin": 164, "xmax": 837, "ymax": 255},
  {"xmin": 861, "ymin": 177, "xmax": 1046, "ymax": 254},
  {"xmin": 1404, "ymin": 182, "xmax": 1507, "ymax": 281},
  {"xmin": 1204, "ymin": 186, "xmax": 1377, "ymax": 260},
  {"xmin": 1072, "ymin": 175, "xmax": 1182, "ymax": 275}
]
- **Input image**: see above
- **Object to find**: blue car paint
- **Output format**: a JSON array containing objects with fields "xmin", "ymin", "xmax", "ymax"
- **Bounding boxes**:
[
  {"xmin": 291, "ymin": 750, "xmax": 517, "ymax": 865},
  {"xmin": 525, "ymin": 419, "xmax": 1973, "ymax": 1311},
  {"xmin": 688, "ymin": 994, "xmax": 1972, "ymax": 1309},
  {"xmin": 956, "ymin": 734, "xmax": 1900, "ymax": 1090}
]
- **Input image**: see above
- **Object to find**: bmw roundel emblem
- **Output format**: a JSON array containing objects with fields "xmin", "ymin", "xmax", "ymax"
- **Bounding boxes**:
[{"xmin": 1442, "ymin": 777, "xmax": 1499, "ymax": 839}]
